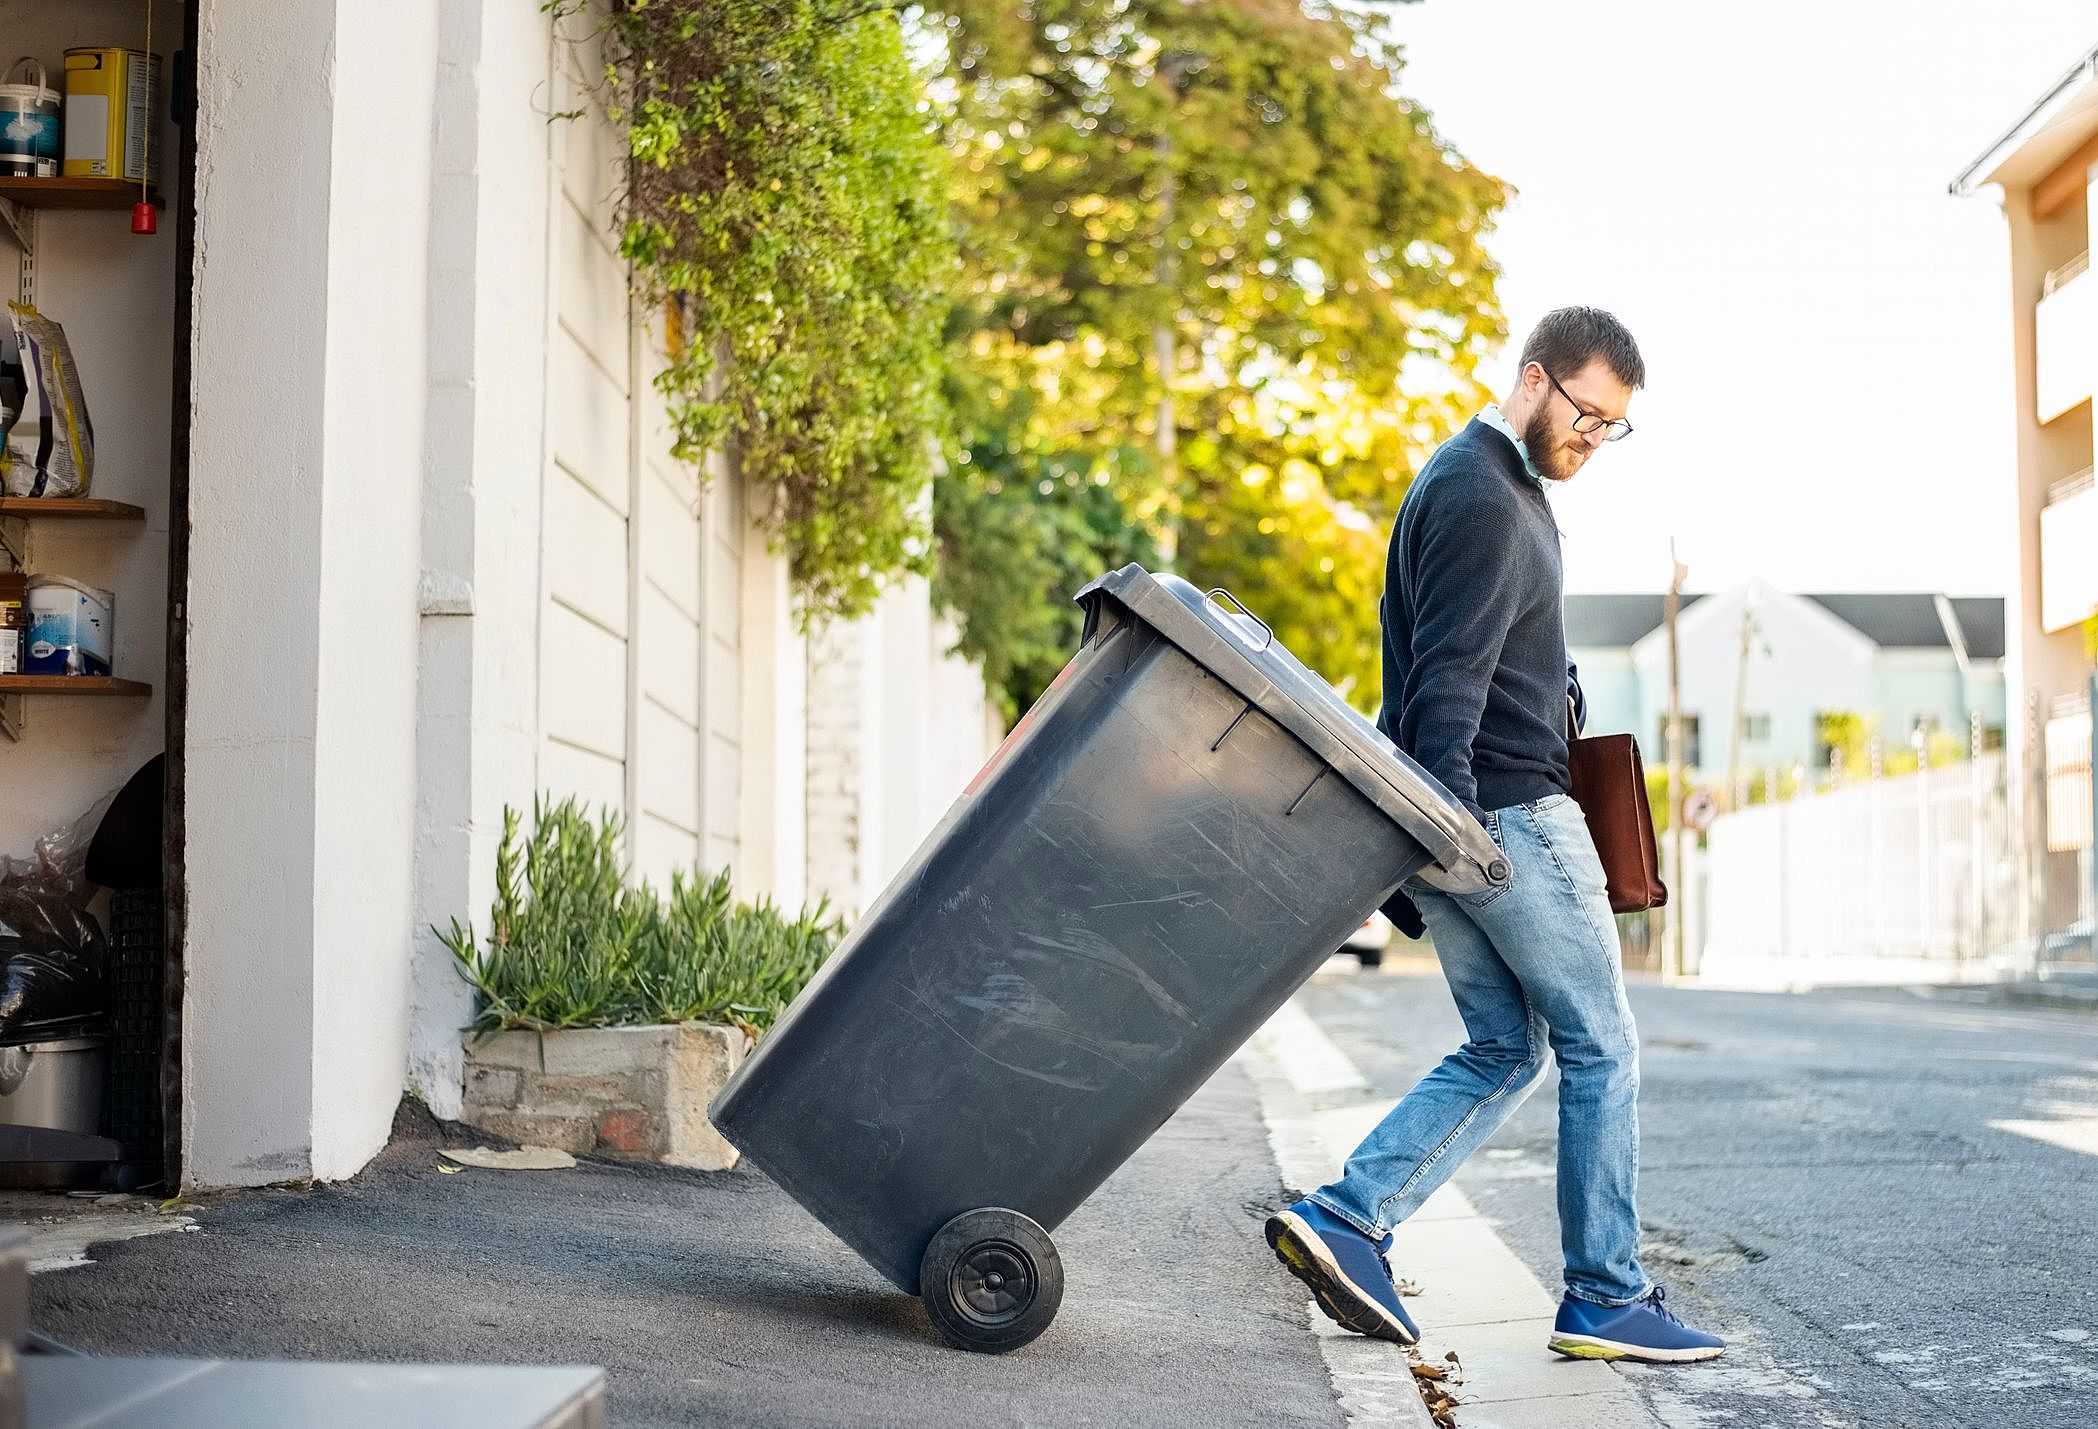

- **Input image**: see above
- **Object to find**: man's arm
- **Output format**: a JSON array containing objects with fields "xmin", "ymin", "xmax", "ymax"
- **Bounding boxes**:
[
  {"xmin": 1396, "ymin": 485, "xmax": 1520, "ymax": 819},
  {"xmin": 1567, "ymin": 659, "xmax": 1587, "ymax": 737}
]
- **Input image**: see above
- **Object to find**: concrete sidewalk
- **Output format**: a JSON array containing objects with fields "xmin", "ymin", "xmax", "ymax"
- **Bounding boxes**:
[{"xmin": 1243, "ymin": 1001, "xmax": 1661, "ymax": 1429}]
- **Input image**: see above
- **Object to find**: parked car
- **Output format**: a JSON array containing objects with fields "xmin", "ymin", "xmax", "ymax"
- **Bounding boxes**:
[{"xmin": 1341, "ymin": 909, "xmax": 1393, "ymax": 968}]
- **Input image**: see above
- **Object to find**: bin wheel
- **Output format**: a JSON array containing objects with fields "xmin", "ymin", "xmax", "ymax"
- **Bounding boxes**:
[{"xmin": 918, "ymin": 1208, "xmax": 1062, "ymax": 1354}]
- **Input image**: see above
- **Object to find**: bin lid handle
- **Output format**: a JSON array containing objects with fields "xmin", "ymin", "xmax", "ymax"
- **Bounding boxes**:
[{"xmin": 1204, "ymin": 587, "xmax": 1274, "ymax": 652}]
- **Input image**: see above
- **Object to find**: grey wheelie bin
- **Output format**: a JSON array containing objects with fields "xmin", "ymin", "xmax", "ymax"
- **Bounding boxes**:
[{"xmin": 708, "ymin": 564, "xmax": 1508, "ymax": 1352}]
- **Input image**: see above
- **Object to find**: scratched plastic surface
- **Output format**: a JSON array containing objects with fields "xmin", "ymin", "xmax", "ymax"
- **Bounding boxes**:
[{"xmin": 710, "ymin": 566, "xmax": 1496, "ymax": 1294}]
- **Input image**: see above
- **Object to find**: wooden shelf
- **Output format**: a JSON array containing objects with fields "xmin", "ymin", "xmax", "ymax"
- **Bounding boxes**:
[
  {"xmin": 0, "ymin": 676, "xmax": 152, "ymax": 697},
  {"xmin": 0, "ymin": 177, "xmax": 164, "ymax": 211},
  {"xmin": 0, "ymin": 498, "xmax": 147, "ymax": 521}
]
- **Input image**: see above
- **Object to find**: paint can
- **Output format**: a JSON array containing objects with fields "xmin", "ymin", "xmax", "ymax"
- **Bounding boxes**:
[
  {"xmin": 62, "ymin": 47, "xmax": 160, "ymax": 187},
  {"xmin": 0, "ymin": 59, "xmax": 61, "ymax": 178}
]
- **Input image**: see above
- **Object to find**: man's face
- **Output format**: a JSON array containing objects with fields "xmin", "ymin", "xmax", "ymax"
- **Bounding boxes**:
[{"xmin": 1518, "ymin": 357, "xmax": 1634, "ymax": 483}]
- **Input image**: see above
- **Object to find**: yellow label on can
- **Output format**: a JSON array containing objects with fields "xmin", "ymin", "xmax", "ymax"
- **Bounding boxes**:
[{"xmin": 61, "ymin": 47, "xmax": 161, "ymax": 187}]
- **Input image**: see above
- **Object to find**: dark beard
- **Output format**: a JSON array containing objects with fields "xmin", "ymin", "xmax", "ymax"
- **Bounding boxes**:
[{"xmin": 1519, "ymin": 403, "xmax": 1570, "ymax": 482}]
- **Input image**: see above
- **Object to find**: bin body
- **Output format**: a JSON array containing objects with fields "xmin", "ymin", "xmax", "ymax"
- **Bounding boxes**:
[{"xmin": 710, "ymin": 567, "xmax": 1500, "ymax": 1294}]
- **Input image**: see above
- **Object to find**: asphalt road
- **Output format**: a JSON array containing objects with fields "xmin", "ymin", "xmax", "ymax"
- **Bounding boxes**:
[
  {"xmin": 29, "ymin": 1065, "xmax": 1342, "ymax": 1429},
  {"xmin": 1298, "ymin": 965, "xmax": 2098, "ymax": 1429}
]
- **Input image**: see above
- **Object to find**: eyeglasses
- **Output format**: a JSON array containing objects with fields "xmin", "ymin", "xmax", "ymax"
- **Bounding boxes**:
[{"xmin": 1543, "ymin": 369, "xmax": 1633, "ymax": 442}]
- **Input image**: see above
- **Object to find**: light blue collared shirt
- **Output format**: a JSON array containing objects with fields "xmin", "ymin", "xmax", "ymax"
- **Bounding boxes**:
[{"xmin": 1476, "ymin": 404, "xmax": 1545, "ymax": 488}]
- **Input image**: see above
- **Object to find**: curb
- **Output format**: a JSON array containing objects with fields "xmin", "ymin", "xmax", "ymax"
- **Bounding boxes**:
[
  {"xmin": 1991, "ymin": 984, "xmax": 2098, "ymax": 1013},
  {"xmin": 1239, "ymin": 1020, "xmax": 1440, "ymax": 1429},
  {"xmin": 1240, "ymin": 997, "xmax": 1663, "ymax": 1429}
]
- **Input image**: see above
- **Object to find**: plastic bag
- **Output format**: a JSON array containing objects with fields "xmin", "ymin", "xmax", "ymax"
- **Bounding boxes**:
[
  {"xmin": 2, "ymin": 301, "xmax": 94, "ymax": 498},
  {"xmin": 0, "ymin": 804, "xmax": 109, "ymax": 1043}
]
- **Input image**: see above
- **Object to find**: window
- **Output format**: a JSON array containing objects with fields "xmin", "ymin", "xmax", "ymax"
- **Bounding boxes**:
[
  {"xmin": 1655, "ymin": 713, "xmax": 1702, "ymax": 768},
  {"xmin": 1743, "ymin": 712, "xmax": 1771, "ymax": 743}
]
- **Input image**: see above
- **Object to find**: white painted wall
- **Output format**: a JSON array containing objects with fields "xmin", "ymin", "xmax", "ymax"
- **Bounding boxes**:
[
  {"xmin": 1564, "ymin": 648, "xmax": 1638, "ymax": 739},
  {"xmin": 180, "ymin": 0, "xmax": 987, "ymax": 1182},
  {"xmin": 304, "ymin": 0, "xmax": 439, "ymax": 1183},
  {"xmin": 410, "ymin": 2, "xmax": 811, "ymax": 1119},
  {"xmin": 536, "ymin": 12, "xmax": 631, "ymax": 823},
  {"xmin": 736, "ymin": 501, "xmax": 807, "ymax": 906},
  {"xmin": 804, "ymin": 613, "xmax": 872, "ymax": 912},
  {"xmin": 407, "ymin": 0, "xmax": 556, "ymax": 1120},
  {"xmin": 529, "ymin": 11, "xmax": 794, "ymax": 907},
  {"xmin": 183, "ymin": 0, "xmax": 336, "ymax": 1184},
  {"xmin": 629, "ymin": 318, "xmax": 711, "ymax": 890},
  {"xmin": 1872, "ymin": 650, "xmax": 1975, "ymax": 744},
  {"xmin": 185, "ymin": 0, "xmax": 440, "ymax": 1185},
  {"xmin": 0, "ymin": 0, "xmax": 176, "ymax": 855},
  {"xmin": 804, "ymin": 576, "xmax": 1003, "ymax": 919},
  {"xmin": 702, "ymin": 450, "xmax": 745, "ymax": 876},
  {"xmin": 1631, "ymin": 580, "xmax": 1877, "ymax": 776},
  {"xmin": 1697, "ymin": 753, "xmax": 2019, "ymax": 987}
]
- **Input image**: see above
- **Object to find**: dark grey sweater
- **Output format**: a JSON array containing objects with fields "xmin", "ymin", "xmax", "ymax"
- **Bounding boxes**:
[{"xmin": 1378, "ymin": 417, "xmax": 1582, "ymax": 819}]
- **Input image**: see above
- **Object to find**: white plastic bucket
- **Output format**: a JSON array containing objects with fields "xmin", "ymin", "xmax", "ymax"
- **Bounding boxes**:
[
  {"xmin": 0, "ymin": 59, "xmax": 61, "ymax": 178},
  {"xmin": 25, "ymin": 575, "xmax": 113, "ymax": 676}
]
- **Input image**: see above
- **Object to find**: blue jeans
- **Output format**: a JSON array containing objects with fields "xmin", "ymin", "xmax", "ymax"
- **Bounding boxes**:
[{"xmin": 1307, "ymin": 794, "xmax": 1650, "ymax": 1306}]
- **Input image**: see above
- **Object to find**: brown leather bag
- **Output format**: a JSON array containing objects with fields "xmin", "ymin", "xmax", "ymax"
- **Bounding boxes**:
[{"xmin": 1566, "ymin": 712, "xmax": 1668, "ymax": 914}]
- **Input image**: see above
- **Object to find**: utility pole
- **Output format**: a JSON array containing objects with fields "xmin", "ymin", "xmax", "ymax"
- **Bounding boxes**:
[
  {"xmin": 1723, "ymin": 601, "xmax": 1762, "ymax": 812},
  {"xmin": 1152, "ymin": 125, "xmax": 1177, "ymax": 564},
  {"xmin": 1151, "ymin": 51, "xmax": 1202, "ymax": 568},
  {"xmin": 1665, "ymin": 542, "xmax": 1688, "ymax": 981}
]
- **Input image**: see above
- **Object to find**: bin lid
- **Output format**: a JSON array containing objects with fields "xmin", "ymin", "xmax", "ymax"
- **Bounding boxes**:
[{"xmin": 1076, "ymin": 564, "xmax": 1508, "ymax": 896}]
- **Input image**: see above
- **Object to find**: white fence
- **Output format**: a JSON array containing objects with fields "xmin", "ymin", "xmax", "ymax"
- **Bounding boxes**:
[{"xmin": 1693, "ymin": 754, "xmax": 2025, "ymax": 986}]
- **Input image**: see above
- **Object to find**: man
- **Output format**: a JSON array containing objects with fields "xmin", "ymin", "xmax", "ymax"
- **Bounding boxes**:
[{"xmin": 1266, "ymin": 307, "xmax": 1725, "ymax": 1364}]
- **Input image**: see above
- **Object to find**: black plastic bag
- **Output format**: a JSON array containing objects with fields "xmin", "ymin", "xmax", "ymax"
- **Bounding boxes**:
[{"xmin": 0, "ymin": 807, "xmax": 109, "ymax": 1044}]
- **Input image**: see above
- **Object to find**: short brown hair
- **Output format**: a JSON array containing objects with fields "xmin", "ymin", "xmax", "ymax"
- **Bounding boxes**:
[{"xmin": 1518, "ymin": 307, "xmax": 1645, "ymax": 389}]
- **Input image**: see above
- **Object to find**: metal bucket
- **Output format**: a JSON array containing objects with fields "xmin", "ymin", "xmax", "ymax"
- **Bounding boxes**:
[{"xmin": 0, "ymin": 1036, "xmax": 107, "ymax": 1188}]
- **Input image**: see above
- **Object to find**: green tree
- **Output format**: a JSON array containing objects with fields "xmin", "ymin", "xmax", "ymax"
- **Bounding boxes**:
[
  {"xmin": 595, "ymin": 0, "xmax": 956, "ymax": 622},
  {"xmin": 926, "ymin": 0, "xmax": 1506, "ymax": 708},
  {"xmin": 933, "ymin": 418, "xmax": 1159, "ymax": 723},
  {"xmin": 1815, "ymin": 710, "xmax": 1967, "ymax": 785}
]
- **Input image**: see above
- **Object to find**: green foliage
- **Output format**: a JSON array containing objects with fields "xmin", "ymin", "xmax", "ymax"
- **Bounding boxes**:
[
  {"xmin": 444, "ymin": 798, "xmax": 841, "ymax": 1034},
  {"xmin": 1173, "ymin": 437, "xmax": 1390, "ymax": 705},
  {"xmin": 932, "ymin": 383, "xmax": 1158, "ymax": 721},
  {"xmin": 1816, "ymin": 711, "xmax": 1873, "ymax": 781},
  {"xmin": 925, "ymin": 0, "xmax": 1507, "ymax": 709},
  {"xmin": 1646, "ymin": 765, "xmax": 1672, "ymax": 835},
  {"xmin": 1814, "ymin": 711, "xmax": 1967, "ymax": 786},
  {"xmin": 1741, "ymin": 768, "xmax": 1807, "ymax": 806},
  {"xmin": 579, "ymin": 0, "xmax": 957, "ymax": 621}
]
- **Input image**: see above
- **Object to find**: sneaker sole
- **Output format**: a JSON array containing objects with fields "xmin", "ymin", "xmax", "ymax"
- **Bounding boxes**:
[
  {"xmin": 1547, "ymin": 1333, "xmax": 1726, "ymax": 1364},
  {"xmin": 1265, "ymin": 1211, "xmax": 1418, "ymax": 1346}
]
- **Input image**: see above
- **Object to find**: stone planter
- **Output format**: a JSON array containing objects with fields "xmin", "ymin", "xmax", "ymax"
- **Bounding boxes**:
[{"xmin": 459, "ymin": 1024, "xmax": 753, "ymax": 1171}]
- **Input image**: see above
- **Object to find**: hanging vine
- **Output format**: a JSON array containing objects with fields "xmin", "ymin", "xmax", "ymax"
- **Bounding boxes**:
[{"xmin": 561, "ymin": 0, "xmax": 955, "ymax": 621}]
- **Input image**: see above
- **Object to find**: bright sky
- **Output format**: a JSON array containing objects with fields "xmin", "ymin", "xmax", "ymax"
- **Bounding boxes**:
[{"xmin": 1382, "ymin": 0, "xmax": 2097, "ymax": 596}]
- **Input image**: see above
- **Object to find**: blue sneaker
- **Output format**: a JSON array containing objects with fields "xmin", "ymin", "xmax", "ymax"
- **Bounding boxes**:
[
  {"xmin": 1265, "ymin": 1199, "xmax": 1420, "ymax": 1345},
  {"xmin": 1548, "ymin": 1287, "xmax": 1725, "ymax": 1363}
]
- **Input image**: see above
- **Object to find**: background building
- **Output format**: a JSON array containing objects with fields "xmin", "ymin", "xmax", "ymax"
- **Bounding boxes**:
[
  {"xmin": 1566, "ymin": 583, "xmax": 2005, "ymax": 782},
  {"xmin": 1955, "ymin": 43, "xmax": 2098, "ymax": 957}
]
